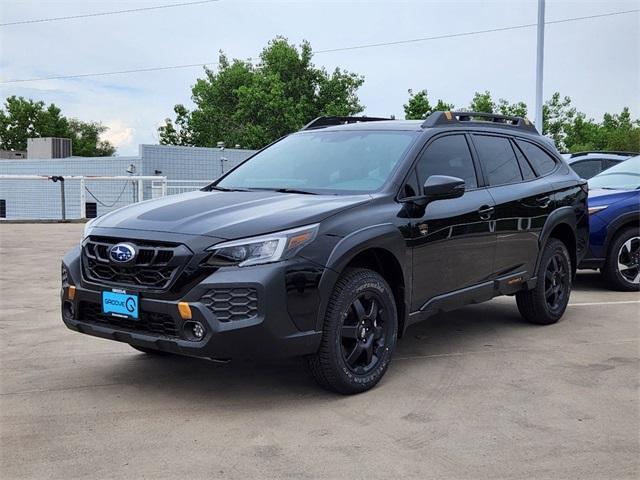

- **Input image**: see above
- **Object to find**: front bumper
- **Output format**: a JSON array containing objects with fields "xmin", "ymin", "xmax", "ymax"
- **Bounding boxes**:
[{"xmin": 61, "ymin": 246, "xmax": 324, "ymax": 359}]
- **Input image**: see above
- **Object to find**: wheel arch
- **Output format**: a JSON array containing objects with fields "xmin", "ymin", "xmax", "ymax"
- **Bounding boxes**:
[
  {"xmin": 316, "ymin": 224, "xmax": 410, "ymax": 337},
  {"xmin": 538, "ymin": 207, "xmax": 578, "ymax": 275},
  {"xmin": 604, "ymin": 212, "xmax": 640, "ymax": 257}
]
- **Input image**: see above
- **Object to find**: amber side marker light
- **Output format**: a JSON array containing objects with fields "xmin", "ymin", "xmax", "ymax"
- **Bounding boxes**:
[
  {"xmin": 288, "ymin": 231, "xmax": 313, "ymax": 250},
  {"xmin": 178, "ymin": 302, "xmax": 192, "ymax": 320},
  {"xmin": 68, "ymin": 286, "xmax": 76, "ymax": 300}
]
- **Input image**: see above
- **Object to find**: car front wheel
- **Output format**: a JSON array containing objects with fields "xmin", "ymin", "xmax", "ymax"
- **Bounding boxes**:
[
  {"xmin": 601, "ymin": 228, "xmax": 640, "ymax": 291},
  {"xmin": 307, "ymin": 268, "xmax": 398, "ymax": 394}
]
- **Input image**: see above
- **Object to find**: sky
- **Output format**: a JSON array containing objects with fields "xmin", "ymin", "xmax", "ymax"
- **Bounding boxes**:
[{"xmin": 0, "ymin": 0, "xmax": 638, "ymax": 155}]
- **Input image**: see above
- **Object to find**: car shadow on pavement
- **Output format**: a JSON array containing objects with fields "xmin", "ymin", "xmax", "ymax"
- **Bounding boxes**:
[
  {"xmin": 573, "ymin": 270, "xmax": 608, "ymax": 292},
  {"xmin": 91, "ymin": 300, "xmax": 533, "ymax": 402}
]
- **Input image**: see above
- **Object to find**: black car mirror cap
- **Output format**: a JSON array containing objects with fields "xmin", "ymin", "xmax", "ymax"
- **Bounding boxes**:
[{"xmin": 401, "ymin": 175, "xmax": 466, "ymax": 206}]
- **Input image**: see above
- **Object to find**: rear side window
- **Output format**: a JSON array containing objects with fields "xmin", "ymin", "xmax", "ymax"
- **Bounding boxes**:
[
  {"xmin": 473, "ymin": 135, "xmax": 523, "ymax": 186},
  {"xmin": 604, "ymin": 159, "xmax": 621, "ymax": 169},
  {"xmin": 512, "ymin": 141, "xmax": 536, "ymax": 180},
  {"xmin": 416, "ymin": 135, "xmax": 478, "ymax": 189},
  {"xmin": 571, "ymin": 159, "xmax": 603, "ymax": 179},
  {"xmin": 516, "ymin": 140, "xmax": 557, "ymax": 176}
]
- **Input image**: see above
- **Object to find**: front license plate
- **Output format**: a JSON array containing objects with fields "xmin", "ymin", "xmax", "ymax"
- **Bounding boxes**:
[{"xmin": 102, "ymin": 291, "xmax": 139, "ymax": 319}]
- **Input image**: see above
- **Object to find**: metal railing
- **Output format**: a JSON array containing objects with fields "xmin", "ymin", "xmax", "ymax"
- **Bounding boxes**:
[
  {"xmin": 0, "ymin": 175, "xmax": 167, "ymax": 220},
  {"xmin": 151, "ymin": 179, "xmax": 210, "ymax": 197}
]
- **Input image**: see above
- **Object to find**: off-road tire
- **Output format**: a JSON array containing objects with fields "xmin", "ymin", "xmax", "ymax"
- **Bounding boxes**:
[
  {"xmin": 516, "ymin": 238, "xmax": 572, "ymax": 325},
  {"xmin": 307, "ymin": 268, "xmax": 398, "ymax": 394}
]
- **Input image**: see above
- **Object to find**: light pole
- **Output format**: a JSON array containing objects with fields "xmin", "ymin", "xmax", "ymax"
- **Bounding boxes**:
[{"xmin": 535, "ymin": 0, "xmax": 546, "ymax": 132}]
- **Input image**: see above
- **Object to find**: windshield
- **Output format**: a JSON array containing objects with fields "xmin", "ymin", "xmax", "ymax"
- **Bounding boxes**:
[
  {"xmin": 216, "ymin": 130, "xmax": 418, "ymax": 193},
  {"xmin": 589, "ymin": 156, "xmax": 640, "ymax": 190}
]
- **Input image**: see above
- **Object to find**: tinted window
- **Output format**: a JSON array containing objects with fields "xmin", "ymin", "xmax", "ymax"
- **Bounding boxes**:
[
  {"xmin": 571, "ymin": 159, "xmax": 603, "ymax": 179},
  {"xmin": 516, "ymin": 140, "xmax": 557, "ymax": 176},
  {"xmin": 401, "ymin": 170, "xmax": 419, "ymax": 199},
  {"xmin": 416, "ymin": 135, "xmax": 477, "ymax": 189},
  {"xmin": 512, "ymin": 141, "xmax": 536, "ymax": 180},
  {"xmin": 605, "ymin": 159, "xmax": 622, "ymax": 169},
  {"xmin": 473, "ymin": 135, "xmax": 523, "ymax": 186},
  {"xmin": 217, "ymin": 130, "xmax": 417, "ymax": 193}
]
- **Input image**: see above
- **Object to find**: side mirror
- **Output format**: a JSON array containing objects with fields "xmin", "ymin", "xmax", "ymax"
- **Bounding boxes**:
[{"xmin": 402, "ymin": 175, "xmax": 465, "ymax": 207}]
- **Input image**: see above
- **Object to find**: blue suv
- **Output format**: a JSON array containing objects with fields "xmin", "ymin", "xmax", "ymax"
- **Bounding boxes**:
[{"xmin": 580, "ymin": 156, "xmax": 640, "ymax": 291}]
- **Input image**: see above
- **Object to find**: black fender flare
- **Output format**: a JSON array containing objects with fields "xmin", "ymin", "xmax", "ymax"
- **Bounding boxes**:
[
  {"xmin": 314, "ymin": 223, "xmax": 410, "ymax": 331},
  {"xmin": 604, "ymin": 211, "xmax": 640, "ymax": 254},
  {"xmin": 535, "ymin": 206, "xmax": 577, "ymax": 273}
]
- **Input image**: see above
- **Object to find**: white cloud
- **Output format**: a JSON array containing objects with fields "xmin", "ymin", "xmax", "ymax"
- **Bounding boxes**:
[{"xmin": 103, "ymin": 120, "xmax": 135, "ymax": 149}]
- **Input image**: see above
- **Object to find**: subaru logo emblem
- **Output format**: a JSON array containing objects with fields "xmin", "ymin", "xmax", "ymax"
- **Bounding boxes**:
[{"xmin": 110, "ymin": 243, "xmax": 136, "ymax": 263}]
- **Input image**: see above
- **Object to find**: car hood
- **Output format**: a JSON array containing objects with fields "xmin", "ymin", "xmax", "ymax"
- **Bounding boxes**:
[
  {"xmin": 587, "ymin": 188, "xmax": 636, "ymax": 207},
  {"xmin": 89, "ymin": 190, "xmax": 371, "ymax": 240}
]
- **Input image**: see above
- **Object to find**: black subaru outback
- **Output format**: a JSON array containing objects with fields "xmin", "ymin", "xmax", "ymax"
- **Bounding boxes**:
[{"xmin": 61, "ymin": 112, "xmax": 588, "ymax": 394}]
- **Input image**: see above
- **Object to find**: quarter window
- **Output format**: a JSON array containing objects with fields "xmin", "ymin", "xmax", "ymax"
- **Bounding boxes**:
[
  {"xmin": 473, "ymin": 135, "xmax": 523, "ymax": 186},
  {"xmin": 416, "ymin": 135, "xmax": 477, "ymax": 189},
  {"xmin": 570, "ymin": 160, "xmax": 603, "ymax": 179},
  {"xmin": 512, "ymin": 141, "xmax": 536, "ymax": 180},
  {"xmin": 516, "ymin": 140, "xmax": 557, "ymax": 176}
]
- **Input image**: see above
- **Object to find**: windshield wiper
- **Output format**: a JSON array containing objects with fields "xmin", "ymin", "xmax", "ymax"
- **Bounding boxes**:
[
  {"xmin": 271, "ymin": 188, "xmax": 318, "ymax": 195},
  {"xmin": 205, "ymin": 185, "xmax": 250, "ymax": 192}
]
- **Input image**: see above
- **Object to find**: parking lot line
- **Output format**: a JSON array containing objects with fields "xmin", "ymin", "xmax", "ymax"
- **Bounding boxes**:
[{"xmin": 568, "ymin": 300, "xmax": 640, "ymax": 306}]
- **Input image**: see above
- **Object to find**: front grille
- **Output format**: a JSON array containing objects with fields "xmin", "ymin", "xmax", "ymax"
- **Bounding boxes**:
[
  {"xmin": 200, "ymin": 288, "xmax": 258, "ymax": 322},
  {"xmin": 82, "ymin": 236, "xmax": 191, "ymax": 291},
  {"xmin": 78, "ymin": 301, "xmax": 179, "ymax": 338}
]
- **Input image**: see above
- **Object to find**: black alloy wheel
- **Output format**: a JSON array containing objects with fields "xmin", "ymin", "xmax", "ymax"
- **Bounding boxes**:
[
  {"xmin": 544, "ymin": 252, "xmax": 570, "ymax": 314},
  {"xmin": 307, "ymin": 268, "xmax": 398, "ymax": 394},
  {"xmin": 340, "ymin": 292, "xmax": 389, "ymax": 375},
  {"xmin": 516, "ymin": 238, "xmax": 572, "ymax": 325}
]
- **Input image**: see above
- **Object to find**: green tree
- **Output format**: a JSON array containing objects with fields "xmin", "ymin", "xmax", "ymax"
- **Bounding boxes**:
[
  {"xmin": 469, "ymin": 91, "xmax": 495, "ymax": 113},
  {"xmin": 0, "ymin": 95, "xmax": 115, "ymax": 156},
  {"xmin": 67, "ymin": 119, "xmax": 116, "ymax": 157},
  {"xmin": 159, "ymin": 37, "xmax": 365, "ymax": 149},
  {"xmin": 403, "ymin": 89, "xmax": 453, "ymax": 120},
  {"xmin": 542, "ymin": 92, "xmax": 576, "ymax": 151},
  {"xmin": 497, "ymin": 98, "xmax": 528, "ymax": 117},
  {"xmin": 465, "ymin": 91, "xmax": 528, "ymax": 119}
]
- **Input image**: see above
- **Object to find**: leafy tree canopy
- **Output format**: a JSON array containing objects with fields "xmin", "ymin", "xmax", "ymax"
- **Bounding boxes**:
[
  {"xmin": 0, "ymin": 96, "xmax": 115, "ymax": 156},
  {"xmin": 159, "ymin": 37, "xmax": 365, "ymax": 149},
  {"xmin": 403, "ymin": 89, "xmax": 454, "ymax": 120},
  {"xmin": 403, "ymin": 89, "xmax": 637, "ymax": 153}
]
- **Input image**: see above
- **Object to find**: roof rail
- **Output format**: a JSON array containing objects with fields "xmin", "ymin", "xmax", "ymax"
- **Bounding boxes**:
[
  {"xmin": 422, "ymin": 111, "xmax": 538, "ymax": 133},
  {"xmin": 301, "ymin": 116, "xmax": 392, "ymax": 131},
  {"xmin": 569, "ymin": 150, "xmax": 639, "ymax": 158}
]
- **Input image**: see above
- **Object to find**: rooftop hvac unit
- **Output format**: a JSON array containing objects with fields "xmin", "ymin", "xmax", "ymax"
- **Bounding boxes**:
[{"xmin": 27, "ymin": 137, "xmax": 72, "ymax": 159}]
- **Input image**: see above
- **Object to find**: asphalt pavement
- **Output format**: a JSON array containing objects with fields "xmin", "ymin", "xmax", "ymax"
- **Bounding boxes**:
[{"xmin": 1, "ymin": 223, "xmax": 638, "ymax": 479}]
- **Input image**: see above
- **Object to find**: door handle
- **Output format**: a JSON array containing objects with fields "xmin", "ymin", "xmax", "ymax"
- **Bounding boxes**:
[
  {"xmin": 478, "ymin": 205, "xmax": 495, "ymax": 220},
  {"xmin": 535, "ymin": 195, "xmax": 551, "ymax": 207}
]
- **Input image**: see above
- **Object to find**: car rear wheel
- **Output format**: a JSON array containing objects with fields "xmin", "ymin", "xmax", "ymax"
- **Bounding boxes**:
[
  {"xmin": 516, "ymin": 238, "xmax": 572, "ymax": 325},
  {"xmin": 601, "ymin": 228, "xmax": 640, "ymax": 291},
  {"xmin": 307, "ymin": 268, "xmax": 398, "ymax": 394}
]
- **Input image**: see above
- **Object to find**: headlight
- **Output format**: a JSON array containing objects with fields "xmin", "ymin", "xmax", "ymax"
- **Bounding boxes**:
[
  {"xmin": 205, "ymin": 224, "xmax": 319, "ymax": 267},
  {"xmin": 588, "ymin": 205, "xmax": 608, "ymax": 215}
]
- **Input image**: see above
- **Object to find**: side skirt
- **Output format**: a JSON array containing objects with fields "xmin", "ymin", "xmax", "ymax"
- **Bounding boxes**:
[{"xmin": 406, "ymin": 271, "xmax": 533, "ymax": 328}]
